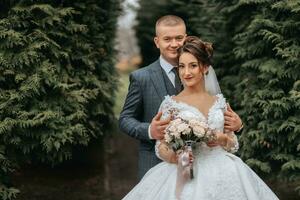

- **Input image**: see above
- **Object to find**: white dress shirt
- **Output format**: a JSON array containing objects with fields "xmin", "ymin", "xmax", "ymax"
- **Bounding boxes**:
[{"xmin": 159, "ymin": 55, "xmax": 176, "ymax": 87}]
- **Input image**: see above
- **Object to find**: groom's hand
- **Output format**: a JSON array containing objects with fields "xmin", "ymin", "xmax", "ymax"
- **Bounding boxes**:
[
  {"xmin": 150, "ymin": 111, "xmax": 171, "ymax": 140},
  {"xmin": 224, "ymin": 104, "xmax": 242, "ymax": 132}
]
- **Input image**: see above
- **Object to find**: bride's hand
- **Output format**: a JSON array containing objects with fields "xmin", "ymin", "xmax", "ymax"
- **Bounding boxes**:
[
  {"xmin": 157, "ymin": 140, "xmax": 177, "ymax": 163},
  {"xmin": 215, "ymin": 132, "xmax": 228, "ymax": 147},
  {"xmin": 207, "ymin": 131, "xmax": 222, "ymax": 147},
  {"xmin": 206, "ymin": 141, "xmax": 219, "ymax": 147}
]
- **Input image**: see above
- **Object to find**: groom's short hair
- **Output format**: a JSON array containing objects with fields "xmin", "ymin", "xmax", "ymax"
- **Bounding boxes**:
[{"xmin": 155, "ymin": 15, "xmax": 186, "ymax": 35}]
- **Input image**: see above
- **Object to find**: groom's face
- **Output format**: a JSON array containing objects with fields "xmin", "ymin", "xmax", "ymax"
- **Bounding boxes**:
[{"xmin": 154, "ymin": 24, "xmax": 186, "ymax": 65}]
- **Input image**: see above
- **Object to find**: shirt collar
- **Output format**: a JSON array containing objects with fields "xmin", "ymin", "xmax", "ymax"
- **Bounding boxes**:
[{"xmin": 159, "ymin": 55, "xmax": 176, "ymax": 74}]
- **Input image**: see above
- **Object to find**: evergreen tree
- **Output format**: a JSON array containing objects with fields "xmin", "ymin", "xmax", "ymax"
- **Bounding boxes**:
[
  {"xmin": 0, "ymin": 146, "xmax": 19, "ymax": 200},
  {"xmin": 0, "ymin": 1, "xmax": 22, "ymax": 198},
  {"xmin": 233, "ymin": 0, "xmax": 300, "ymax": 186},
  {"xmin": 0, "ymin": 0, "xmax": 121, "ymax": 198}
]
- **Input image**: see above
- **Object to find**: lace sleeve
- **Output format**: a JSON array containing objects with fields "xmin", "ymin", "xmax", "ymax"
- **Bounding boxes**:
[
  {"xmin": 221, "ymin": 96, "xmax": 239, "ymax": 153},
  {"xmin": 155, "ymin": 96, "xmax": 178, "ymax": 162},
  {"xmin": 155, "ymin": 140, "xmax": 177, "ymax": 163},
  {"xmin": 158, "ymin": 96, "xmax": 179, "ymax": 120},
  {"xmin": 223, "ymin": 131, "xmax": 239, "ymax": 153}
]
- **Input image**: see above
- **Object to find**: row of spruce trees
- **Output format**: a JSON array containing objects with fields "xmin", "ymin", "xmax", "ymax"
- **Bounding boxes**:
[
  {"xmin": 136, "ymin": 0, "xmax": 300, "ymax": 194},
  {"xmin": 0, "ymin": 0, "xmax": 121, "ymax": 199}
]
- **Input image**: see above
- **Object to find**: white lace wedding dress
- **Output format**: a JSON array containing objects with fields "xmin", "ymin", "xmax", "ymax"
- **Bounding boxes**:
[{"xmin": 123, "ymin": 94, "xmax": 279, "ymax": 200}]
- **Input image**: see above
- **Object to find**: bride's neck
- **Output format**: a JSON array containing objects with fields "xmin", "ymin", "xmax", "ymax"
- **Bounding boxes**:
[{"xmin": 183, "ymin": 84, "xmax": 206, "ymax": 95}]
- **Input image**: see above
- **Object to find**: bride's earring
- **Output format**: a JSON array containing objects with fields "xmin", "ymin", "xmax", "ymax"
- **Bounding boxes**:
[{"xmin": 204, "ymin": 68, "xmax": 209, "ymax": 76}]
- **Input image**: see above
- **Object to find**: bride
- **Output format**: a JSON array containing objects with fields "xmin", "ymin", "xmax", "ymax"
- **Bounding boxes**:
[{"xmin": 122, "ymin": 36, "xmax": 279, "ymax": 200}]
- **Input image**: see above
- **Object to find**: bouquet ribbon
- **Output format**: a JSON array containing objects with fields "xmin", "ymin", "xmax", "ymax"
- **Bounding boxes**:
[{"xmin": 175, "ymin": 145, "xmax": 193, "ymax": 199}]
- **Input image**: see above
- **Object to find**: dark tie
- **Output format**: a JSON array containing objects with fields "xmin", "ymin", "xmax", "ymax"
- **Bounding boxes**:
[{"xmin": 171, "ymin": 67, "xmax": 182, "ymax": 93}]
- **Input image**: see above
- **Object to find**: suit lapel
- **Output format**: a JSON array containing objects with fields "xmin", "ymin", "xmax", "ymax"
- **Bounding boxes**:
[{"xmin": 149, "ymin": 60, "xmax": 168, "ymax": 102}]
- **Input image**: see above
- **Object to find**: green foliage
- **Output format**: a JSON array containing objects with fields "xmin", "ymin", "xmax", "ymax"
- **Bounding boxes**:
[
  {"xmin": 0, "ymin": 186, "xmax": 19, "ymax": 200},
  {"xmin": 0, "ymin": 145, "xmax": 19, "ymax": 200},
  {"xmin": 233, "ymin": 0, "xmax": 300, "ymax": 183},
  {"xmin": 0, "ymin": 0, "xmax": 121, "ymax": 199}
]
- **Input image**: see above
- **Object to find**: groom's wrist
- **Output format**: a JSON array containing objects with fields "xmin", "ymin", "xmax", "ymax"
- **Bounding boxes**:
[
  {"xmin": 148, "ymin": 124, "xmax": 153, "ymax": 139},
  {"xmin": 235, "ymin": 123, "xmax": 244, "ymax": 133}
]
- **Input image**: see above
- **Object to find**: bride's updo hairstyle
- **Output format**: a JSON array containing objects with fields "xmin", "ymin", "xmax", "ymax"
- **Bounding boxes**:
[{"xmin": 177, "ymin": 36, "xmax": 213, "ymax": 66}]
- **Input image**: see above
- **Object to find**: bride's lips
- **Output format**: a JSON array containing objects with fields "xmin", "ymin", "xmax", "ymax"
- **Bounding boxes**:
[{"xmin": 184, "ymin": 77, "xmax": 193, "ymax": 81}]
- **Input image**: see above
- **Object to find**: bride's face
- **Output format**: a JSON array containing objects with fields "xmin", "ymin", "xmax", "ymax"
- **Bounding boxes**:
[{"xmin": 178, "ymin": 52, "xmax": 208, "ymax": 88}]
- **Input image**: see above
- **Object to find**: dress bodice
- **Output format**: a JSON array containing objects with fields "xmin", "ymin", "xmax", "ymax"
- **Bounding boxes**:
[{"xmin": 159, "ymin": 94, "xmax": 227, "ymax": 132}]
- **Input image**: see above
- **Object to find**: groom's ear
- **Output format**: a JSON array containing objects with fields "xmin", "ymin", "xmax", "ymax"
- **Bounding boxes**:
[{"xmin": 154, "ymin": 37, "xmax": 159, "ymax": 48}]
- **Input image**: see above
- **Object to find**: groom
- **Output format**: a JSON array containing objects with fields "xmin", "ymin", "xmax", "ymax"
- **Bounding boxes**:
[{"xmin": 119, "ymin": 15, "xmax": 243, "ymax": 179}]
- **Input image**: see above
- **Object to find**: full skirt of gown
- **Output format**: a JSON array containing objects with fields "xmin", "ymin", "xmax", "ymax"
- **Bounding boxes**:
[{"xmin": 122, "ymin": 145, "xmax": 279, "ymax": 200}]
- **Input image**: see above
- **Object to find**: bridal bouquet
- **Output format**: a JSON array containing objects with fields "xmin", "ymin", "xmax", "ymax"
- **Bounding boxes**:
[{"xmin": 164, "ymin": 117, "xmax": 216, "ymax": 151}]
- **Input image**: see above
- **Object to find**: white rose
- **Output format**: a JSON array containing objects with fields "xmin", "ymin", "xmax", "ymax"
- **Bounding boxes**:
[
  {"xmin": 193, "ymin": 126, "xmax": 206, "ymax": 137},
  {"xmin": 177, "ymin": 123, "xmax": 189, "ymax": 133},
  {"xmin": 199, "ymin": 121, "xmax": 208, "ymax": 129},
  {"xmin": 189, "ymin": 119, "xmax": 200, "ymax": 127},
  {"xmin": 168, "ymin": 124, "xmax": 177, "ymax": 133},
  {"xmin": 164, "ymin": 134, "xmax": 172, "ymax": 143},
  {"xmin": 182, "ymin": 127, "xmax": 191, "ymax": 135},
  {"xmin": 172, "ymin": 131, "xmax": 181, "ymax": 139},
  {"xmin": 172, "ymin": 118, "xmax": 182, "ymax": 125}
]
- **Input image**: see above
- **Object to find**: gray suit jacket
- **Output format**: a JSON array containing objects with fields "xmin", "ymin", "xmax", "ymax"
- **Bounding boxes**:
[{"xmin": 119, "ymin": 59, "xmax": 176, "ymax": 179}]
